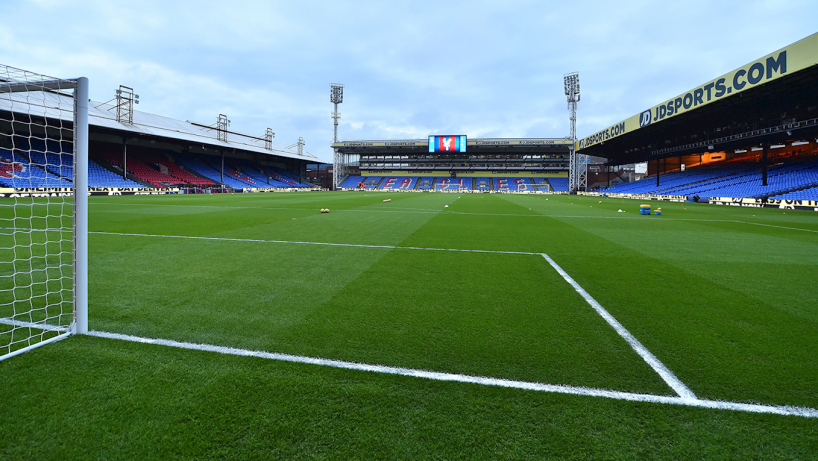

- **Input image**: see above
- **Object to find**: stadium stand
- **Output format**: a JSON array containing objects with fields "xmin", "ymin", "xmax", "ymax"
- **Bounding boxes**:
[
  {"xmin": 435, "ymin": 178, "xmax": 470, "ymax": 190},
  {"xmin": 379, "ymin": 177, "xmax": 418, "ymax": 190},
  {"xmin": 88, "ymin": 161, "xmax": 146, "ymax": 188},
  {"xmin": 362, "ymin": 177, "xmax": 382, "ymax": 189},
  {"xmin": 228, "ymin": 162, "xmax": 290, "ymax": 188},
  {"xmin": 0, "ymin": 148, "xmax": 73, "ymax": 188},
  {"xmin": 159, "ymin": 160, "xmax": 213, "ymax": 186},
  {"xmin": 267, "ymin": 166, "xmax": 311, "ymax": 188},
  {"xmin": 23, "ymin": 146, "xmax": 147, "ymax": 189},
  {"xmin": 771, "ymin": 186, "xmax": 818, "ymax": 200},
  {"xmin": 97, "ymin": 151, "xmax": 178, "ymax": 188},
  {"xmin": 600, "ymin": 156, "xmax": 818, "ymax": 199},
  {"xmin": 474, "ymin": 178, "xmax": 492, "ymax": 191},
  {"xmin": 174, "ymin": 155, "xmax": 253, "ymax": 189},
  {"xmin": 416, "ymin": 178, "xmax": 434, "ymax": 190},
  {"xmin": 337, "ymin": 175, "xmax": 570, "ymax": 192},
  {"xmin": 547, "ymin": 177, "xmax": 569, "ymax": 192},
  {"xmin": 532, "ymin": 178, "xmax": 550, "ymax": 192},
  {"xmin": 28, "ymin": 151, "xmax": 72, "ymax": 181},
  {"xmin": 494, "ymin": 177, "xmax": 532, "ymax": 191},
  {"xmin": 128, "ymin": 159, "xmax": 183, "ymax": 188},
  {"xmin": 338, "ymin": 175, "xmax": 364, "ymax": 189}
]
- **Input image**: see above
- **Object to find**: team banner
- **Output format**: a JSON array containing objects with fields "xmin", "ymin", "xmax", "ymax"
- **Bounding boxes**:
[{"xmin": 577, "ymin": 32, "xmax": 818, "ymax": 151}]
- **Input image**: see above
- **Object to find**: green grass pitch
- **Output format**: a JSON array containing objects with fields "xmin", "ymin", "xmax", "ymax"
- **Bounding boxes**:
[{"xmin": 1, "ymin": 191, "xmax": 817, "ymax": 459}]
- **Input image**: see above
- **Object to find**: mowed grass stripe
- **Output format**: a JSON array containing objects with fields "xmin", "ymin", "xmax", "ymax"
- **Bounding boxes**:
[
  {"xmin": 276, "ymin": 247, "xmax": 673, "ymax": 394},
  {"xmin": 522, "ymin": 197, "xmax": 818, "ymax": 408},
  {"xmin": 90, "ymin": 228, "xmax": 672, "ymax": 395},
  {"xmin": 91, "ymin": 194, "xmax": 447, "ymax": 247},
  {"xmin": 89, "ymin": 236, "xmax": 395, "ymax": 348}
]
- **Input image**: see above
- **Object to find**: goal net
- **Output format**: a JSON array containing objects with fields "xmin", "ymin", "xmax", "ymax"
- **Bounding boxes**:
[{"xmin": 0, "ymin": 65, "xmax": 88, "ymax": 361}]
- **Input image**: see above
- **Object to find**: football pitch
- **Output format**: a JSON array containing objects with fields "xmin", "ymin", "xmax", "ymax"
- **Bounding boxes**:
[{"xmin": 2, "ymin": 191, "xmax": 817, "ymax": 458}]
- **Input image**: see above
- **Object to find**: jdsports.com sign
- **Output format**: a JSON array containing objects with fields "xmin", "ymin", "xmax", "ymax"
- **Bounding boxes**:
[{"xmin": 577, "ymin": 32, "xmax": 818, "ymax": 151}]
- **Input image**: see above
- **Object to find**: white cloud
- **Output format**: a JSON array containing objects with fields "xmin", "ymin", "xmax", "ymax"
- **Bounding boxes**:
[{"xmin": 2, "ymin": 0, "xmax": 817, "ymax": 162}]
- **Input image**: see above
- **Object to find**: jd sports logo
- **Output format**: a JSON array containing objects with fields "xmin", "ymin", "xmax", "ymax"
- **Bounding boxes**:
[
  {"xmin": 639, "ymin": 110, "xmax": 652, "ymax": 127},
  {"xmin": 579, "ymin": 139, "xmax": 585, "ymax": 149}
]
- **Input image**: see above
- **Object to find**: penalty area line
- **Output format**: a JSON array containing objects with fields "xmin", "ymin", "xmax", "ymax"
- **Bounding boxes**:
[
  {"xmin": 87, "ymin": 330, "xmax": 818, "ymax": 418},
  {"xmin": 541, "ymin": 253, "xmax": 698, "ymax": 401}
]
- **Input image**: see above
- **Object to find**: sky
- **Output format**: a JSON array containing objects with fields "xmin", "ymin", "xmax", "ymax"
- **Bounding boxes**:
[{"xmin": 2, "ymin": 0, "xmax": 816, "ymax": 163}]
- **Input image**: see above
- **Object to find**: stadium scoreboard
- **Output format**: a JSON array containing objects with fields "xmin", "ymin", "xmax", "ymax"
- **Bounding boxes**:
[{"xmin": 429, "ymin": 135, "xmax": 467, "ymax": 153}]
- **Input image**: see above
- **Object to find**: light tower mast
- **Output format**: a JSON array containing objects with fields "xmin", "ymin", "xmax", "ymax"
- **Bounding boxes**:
[
  {"xmin": 330, "ymin": 83, "xmax": 344, "ymax": 189},
  {"xmin": 564, "ymin": 72, "xmax": 586, "ymax": 192}
]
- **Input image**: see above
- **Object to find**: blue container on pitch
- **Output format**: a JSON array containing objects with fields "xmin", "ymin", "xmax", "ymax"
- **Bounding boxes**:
[{"xmin": 640, "ymin": 204, "xmax": 651, "ymax": 215}]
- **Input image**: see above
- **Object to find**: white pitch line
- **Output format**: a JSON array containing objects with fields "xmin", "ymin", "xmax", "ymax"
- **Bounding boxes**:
[
  {"xmin": 89, "ymin": 231, "xmax": 539, "ymax": 255},
  {"xmin": 0, "ymin": 317, "xmax": 71, "ymax": 332},
  {"xmin": 540, "ymin": 253, "xmax": 697, "ymax": 401},
  {"xmin": 87, "ymin": 330, "xmax": 818, "ymax": 418}
]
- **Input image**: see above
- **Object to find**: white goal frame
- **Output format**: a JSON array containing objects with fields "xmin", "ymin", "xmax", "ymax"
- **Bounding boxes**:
[{"xmin": 0, "ymin": 67, "xmax": 88, "ymax": 361}]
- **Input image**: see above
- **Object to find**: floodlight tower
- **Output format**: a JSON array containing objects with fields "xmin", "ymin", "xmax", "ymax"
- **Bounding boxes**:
[
  {"xmin": 297, "ymin": 136, "xmax": 305, "ymax": 156},
  {"xmin": 564, "ymin": 72, "xmax": 586, "ymax": 192},
  {"xmin": 265, "ymin": 128, "xmax": 274, "ymax": 150},
  {"xmin": 330, "ymin": 83, "xmax": 344, "ymax": 189},
  {"xmin": 217, "ymin": 114, "xmax": 230, "ymax": 142},
  {"xmin": 115, "ymin": 85, "xmax": 139, "ymax": 124}
]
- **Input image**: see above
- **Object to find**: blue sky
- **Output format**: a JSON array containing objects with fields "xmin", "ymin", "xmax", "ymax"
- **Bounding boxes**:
[{"xmin": 2, "ymin": 0, "xmax": 816, "ymax": 162}]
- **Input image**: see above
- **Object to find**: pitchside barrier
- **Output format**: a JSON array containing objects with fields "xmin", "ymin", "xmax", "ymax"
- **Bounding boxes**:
[
  {"xmin": 0, "ymin": 65, "xmax": 88, "ymax": 361},
  {"xmin": 582, "ymin": 192, "xmax": 818, "ymax": 211},
  {"xmin": 710, "ymin": 196, "xmax": 818, "ymax": 211},
  {"xmin": 582, "ymin": 192, "xmax": 688, "ymax": 202},
  {"xmin": 0, "ymin": 187, "xmax": 320, "ymax": 198}
]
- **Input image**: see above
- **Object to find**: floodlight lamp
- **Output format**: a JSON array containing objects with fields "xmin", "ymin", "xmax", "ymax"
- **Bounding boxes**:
[
  {"xmin": 116, "ymin": 89, "xmax": 121, "ymax": 95},
  {"xmin": 135, "ymin": 94, "xmax": 139, "ymax": 99},
  {"xmin": 564, "ymin": 73, "xmax": 580, "ymax": 95},
  {"xmin": 330, "ymin": 83, "xmax": 344, "ymax": 104}
]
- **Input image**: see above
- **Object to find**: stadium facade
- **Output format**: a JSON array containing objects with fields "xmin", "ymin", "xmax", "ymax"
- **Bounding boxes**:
[
  {"xmin": 331, "ymin": 137, "xmax": 575, "ymax": 192},
  {"xmin": 329, "ymin": 31, "xmax": 818, "ymax": 207},
  {"xmin": 576, "ymin": 32, "xmax": 818, "ymax": 208}
]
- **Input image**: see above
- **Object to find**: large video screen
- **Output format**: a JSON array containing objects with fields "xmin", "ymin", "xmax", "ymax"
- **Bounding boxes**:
[{"xmin": 428, "ymin": 135, "xmax": 467, "ymax": 153}]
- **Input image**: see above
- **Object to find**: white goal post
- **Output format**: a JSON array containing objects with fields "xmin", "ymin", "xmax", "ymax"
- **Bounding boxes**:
[{"xmin": 0, "ymin": 65, "xmax": 88, "ymax": 361}]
